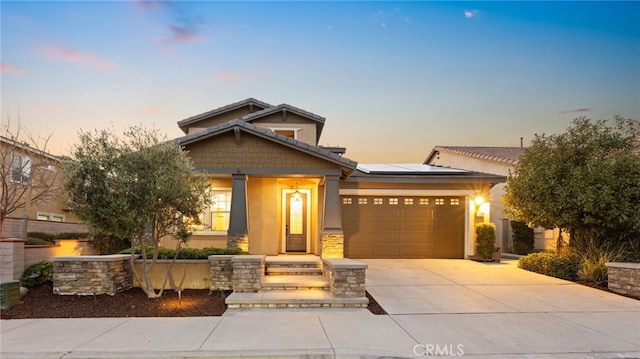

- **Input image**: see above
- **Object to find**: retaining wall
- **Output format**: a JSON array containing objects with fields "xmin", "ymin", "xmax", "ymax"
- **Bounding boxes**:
[{"xmin": 606, "ymin": 262, "xmax": 640, "ymax": 298}]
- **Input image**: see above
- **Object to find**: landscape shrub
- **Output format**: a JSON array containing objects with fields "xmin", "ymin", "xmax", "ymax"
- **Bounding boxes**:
[
  {"xmin": 20, "ymin": 260, "xmax": 53, "ymax": 287},
  {"xmin": 575, "ymin": 241, "xmax": 627, "ymax": 286},
  {"xmin": 518, "ymin": 250, "xmax": 579, "ymax": 281},
  {"xmin": 120, "ymin": 246, "xmax": 247, "ymax": 259},
  {"xmin": 25, "ymin": 237, "xmax": 56, "ymax": 245},
  {"xmin": 26, "ymin": 232, "xmax": 56, "ymax": 242},
  {"xmin": 90, "ymin": 233, "xmax": 131, "ymax": 255},
  {"xmin": 475, "ymin": 223, "xmax": 496, "ymax": 260},
  {"xmin": 578, "ymin": 258, "xmax": 608, "ymax": 286},
  {"xmin": 55, "ymin": 232, "xmax": 91, "ymax": 239},
  {"xmin": 511, "ymin": 220, "xmax": 534, "ymax": 255}
]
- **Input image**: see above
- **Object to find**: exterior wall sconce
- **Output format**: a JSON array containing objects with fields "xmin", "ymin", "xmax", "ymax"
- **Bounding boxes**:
[{"xmin": 474, "ymin": 196, "xmax": 489, "ymax": 217}]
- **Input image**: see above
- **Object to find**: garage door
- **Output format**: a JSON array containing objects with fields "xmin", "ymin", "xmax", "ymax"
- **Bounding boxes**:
[{"xmin": 341, "ymin": 196, "xmax": 465, "ymax": 259}]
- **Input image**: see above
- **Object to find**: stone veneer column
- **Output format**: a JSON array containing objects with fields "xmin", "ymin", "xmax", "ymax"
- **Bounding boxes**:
[
  {"xmin": 0, "ymin": 239, "xmax": 25, "ymax": 281},
  {"xmin": 231, "ymin": 255, "xmax": 265, "ymax": 292},
  {"xmin": 228, "ymin": 174, "xmax": 250, "ymax": 252},
  {"xmin": 321, "ymin": 175, "xmax": 344, "ymax": 258},
  {"xmin": 209, "ymin": 255, "xmax": 234, "ymax": 291},
  {"xmin": 322, "ymin": 258, "xmax": 367, "ymax": 298},
  {"xmin": 321, "ymin": 231, "xmax": 345, "ymax": 259}
]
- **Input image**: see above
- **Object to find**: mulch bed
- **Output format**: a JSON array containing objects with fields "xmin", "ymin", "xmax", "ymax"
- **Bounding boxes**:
[{"xmin": 1, "ymin": 282, "xmax": 388, "ymax": 319}]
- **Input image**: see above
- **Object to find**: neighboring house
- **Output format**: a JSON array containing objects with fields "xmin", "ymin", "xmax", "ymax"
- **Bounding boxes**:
[
  {"xmin": 169, "ymin": 98, "xmax": 504, "ymax": 259},
  {"xmin": 0, "ymin": 135, "xmax": 86, "ymax": 238},
  {"xmin": 424, "ymin": 146, "xmax": 554, "ymax": 251}
]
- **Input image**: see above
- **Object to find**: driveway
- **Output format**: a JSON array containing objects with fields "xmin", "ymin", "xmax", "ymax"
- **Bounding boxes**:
[{"xmin": 363, "ymin": 258, "xmax": 640, "ymax": 357}]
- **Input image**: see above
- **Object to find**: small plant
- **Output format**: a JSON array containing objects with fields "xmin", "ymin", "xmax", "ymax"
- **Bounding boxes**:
[
  {"xmin": 20, "ymin": 260, "xmax": 53, "ymax": 287},
  {"xmin": 475, "ymin": 223, "xmax": 496, "ymax": 260},
  {"xmin": 578, "ymin": 258, "xmax": 608, "ymax": 286},
  {"xmin": 511, "ymin": 220, "xmax": 534, "ymax": 255}
]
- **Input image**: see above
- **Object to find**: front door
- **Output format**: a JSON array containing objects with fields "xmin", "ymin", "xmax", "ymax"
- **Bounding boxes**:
[{"xmin": 286, "ymin": 192, "xmax": 307, "ymax": 252}]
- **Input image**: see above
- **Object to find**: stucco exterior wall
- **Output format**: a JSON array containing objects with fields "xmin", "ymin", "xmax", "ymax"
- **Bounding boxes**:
[{"xmin": 247, "ymin": 178, "xmax": 279, "ymax": 255}]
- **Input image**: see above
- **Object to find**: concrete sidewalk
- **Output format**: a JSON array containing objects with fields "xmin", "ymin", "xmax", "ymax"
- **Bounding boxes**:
[{"xmin": 2, "ymin": 259, "xmax": 639, "ymax": 358}]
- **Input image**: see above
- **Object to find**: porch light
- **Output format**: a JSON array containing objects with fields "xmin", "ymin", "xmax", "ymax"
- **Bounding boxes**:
[
  {"xmin": 293, "ymin": 181, "xmax": 301, "ymax": 199},
  {"xmin": 474, "ymin": 196, "xmax": 485, "ymax": 205}
]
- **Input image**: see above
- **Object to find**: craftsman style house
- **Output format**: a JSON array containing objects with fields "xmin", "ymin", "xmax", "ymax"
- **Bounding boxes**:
[{"xmin": 173, "ymin": 99, "xmax": 504, "ymax": 259}]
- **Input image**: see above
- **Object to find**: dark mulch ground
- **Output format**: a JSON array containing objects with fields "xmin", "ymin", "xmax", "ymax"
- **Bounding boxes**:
[{"xmin": 1, "ymin": 282, "xmax": 387, "ymax": 319}]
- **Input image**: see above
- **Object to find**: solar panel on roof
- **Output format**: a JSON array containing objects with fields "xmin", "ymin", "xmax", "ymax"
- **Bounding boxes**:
[{"xmin": 357, "ymin": 164, "xmax": 467, "ymax": 174}]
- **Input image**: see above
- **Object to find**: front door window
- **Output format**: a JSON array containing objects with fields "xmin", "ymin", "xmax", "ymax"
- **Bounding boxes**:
[{"xmin": 286, "ymin": 192, "xmax": 307, "ymax": 252}]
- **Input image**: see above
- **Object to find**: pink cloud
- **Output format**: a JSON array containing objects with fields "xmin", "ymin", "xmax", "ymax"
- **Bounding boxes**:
[
  {"xmin": 167, "ymin": 25, "xmax": 206, "ymax": 43},
  {"xmin": 0, "ymin": 63, "xmax": 25, "ymax": 73},
  {"xmin": 213, "ymin": 70, "xmax": 241, "ymax": 83},
  {"xmin": 42, "ymin": 44, "xmax": 114, "ymax": 70},
  {"xmin": 144, "ymin": 107, "xmax": 162, "ymax": 114},
  {"xmin": 135, "ymin": 0, "xmax": 170, "ymax": 12}
]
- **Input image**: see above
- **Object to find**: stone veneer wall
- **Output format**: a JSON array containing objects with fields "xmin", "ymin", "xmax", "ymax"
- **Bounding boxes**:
[
  {"xmin": 52, "ymin": 255, "xmax": 132, "ymax": 295},
  {"xmin": 320, "ymin": 231, "xmax": 344, "ymax": 258},
  {"xmin": 322, "ymin": 258, "xmax": 367, "ymax": 298},
  {"xmin": 231, "ymin": 255, "xmax": 265, "ymax": 292},
  {"xmin": 606, "ymin": 262, "xmax": 640, "ymax": 298},
  {"xmin": 209, "ymin": 255, "xmax": 234, "ymax": 290}
]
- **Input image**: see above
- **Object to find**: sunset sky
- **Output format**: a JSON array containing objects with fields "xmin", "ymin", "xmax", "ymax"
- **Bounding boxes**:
[{"xmin": 2, "ymin": 1, "xmax": 639, "ymax": 162}]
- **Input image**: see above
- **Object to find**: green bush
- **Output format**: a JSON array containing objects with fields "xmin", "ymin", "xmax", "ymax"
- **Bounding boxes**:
[
  {"xmin": 55, "ymin": 232, "xmax": 90, "ymax": 239},
  {"xmin": 25, "ymin": 237, "xmax": 56, "ymax": 245},
  {"xmin": 120, "ymin": 246, "xmax": 247, "ymax": 259},
  {"xmin": 475, "ymin": 223, "xmax": 496, "ymax": 260},
  {"xmin": 578, "ymin": 258, "xmax": 608, "ymax": 286},
  {"xmin": 511, "ymin": 221, "xmax": 534, "ymax": 255},
  {"xmin": 26, "ymin": 232, "xmax": 56, "ymax": 242},
  {"xmin": 518, "ymin": 250, "xmax": 580, "ymax": 281},
  {"xmin": 20, "ymin": 260, "xmax": 53, "ymax": 287},
  {"xmin": 574, "ymin": 241, "xmax": 627, "ymax": 286},
  {"xmin": 90, "ymin": 233, "xmax": 131, "ymax": 255}
]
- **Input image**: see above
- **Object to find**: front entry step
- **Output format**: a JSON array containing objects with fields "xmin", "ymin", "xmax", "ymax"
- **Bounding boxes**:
[
  {"xmin": 261, "ymin": 275, "xmax": 329, "ymax": 290},
  {"xmin": 225, "ymin": 290, "xmax": 368, "ymax": 309}
]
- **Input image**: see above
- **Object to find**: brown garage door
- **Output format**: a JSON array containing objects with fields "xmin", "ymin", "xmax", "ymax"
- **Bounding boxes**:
[{"xmin": 342, "ymin": 196, "xmax": 465, "ymax": 259}]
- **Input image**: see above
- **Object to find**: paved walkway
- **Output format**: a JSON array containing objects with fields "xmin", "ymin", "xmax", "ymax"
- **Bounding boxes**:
[{"xmin": 1, "ymin": 259, "xmax": 639, "ymax": 358}]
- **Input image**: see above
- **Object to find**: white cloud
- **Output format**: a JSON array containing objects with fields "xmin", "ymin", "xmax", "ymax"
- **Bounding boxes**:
[{"xmin": 464, "ymin": 10, "xmax": 479, "ymax": 19}]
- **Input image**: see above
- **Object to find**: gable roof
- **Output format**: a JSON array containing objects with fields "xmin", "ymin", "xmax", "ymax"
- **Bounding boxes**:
[
  {"xmin": 241, "ymin": 103, "xmax": 326, "ymax": 143},
  {"xmin": 177, "ymin": 98, "xmax": 272, "ymax": 133},
  {"xmin": 176, "ymin": 119, "xmax": 357, "ymax": 174},
  {"xmin": 424, "ymin": 146, "xmax": 527, "ymax": 165},
  {"xmin": 0, "ymin": 135, "xmax": 63, "ymax": 163}
]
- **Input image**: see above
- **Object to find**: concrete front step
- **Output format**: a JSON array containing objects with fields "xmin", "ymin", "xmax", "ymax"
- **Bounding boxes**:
[
  {"xmin": 265, "ymin": 255, "xmax": 322, "ymax": 269},
  {"xmin": 261, "ymin": 275, "xmax": 329, "ymax": 290},
  {"xmin": 265, "ymin": 267, "xmax": 323, "ymax": 276},
  {"xmin": 225, "ymin": 289, "xmax": 369, "ymax": 309}
]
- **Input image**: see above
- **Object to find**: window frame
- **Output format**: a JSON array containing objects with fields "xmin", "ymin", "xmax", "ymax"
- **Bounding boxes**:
[
  {"xmin": 192, "ymin": 189, "xmax": 232, "ymax": 235},
  {"xmin": 10, "ymin": 152, "xmax": 32, "ymax": 184}
]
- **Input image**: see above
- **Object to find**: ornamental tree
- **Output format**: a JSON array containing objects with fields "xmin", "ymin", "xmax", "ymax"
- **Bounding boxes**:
[
  {"xmin": 63, "ymin": 126, "xmax": 211, "ymax": 298},
  {"xmin": 503, "ymin": 117, "xmax": 640, "ymax": 259},
  {"xmin": 1, "ymin": 119, "xmax": 61, "ymax": 237}
]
